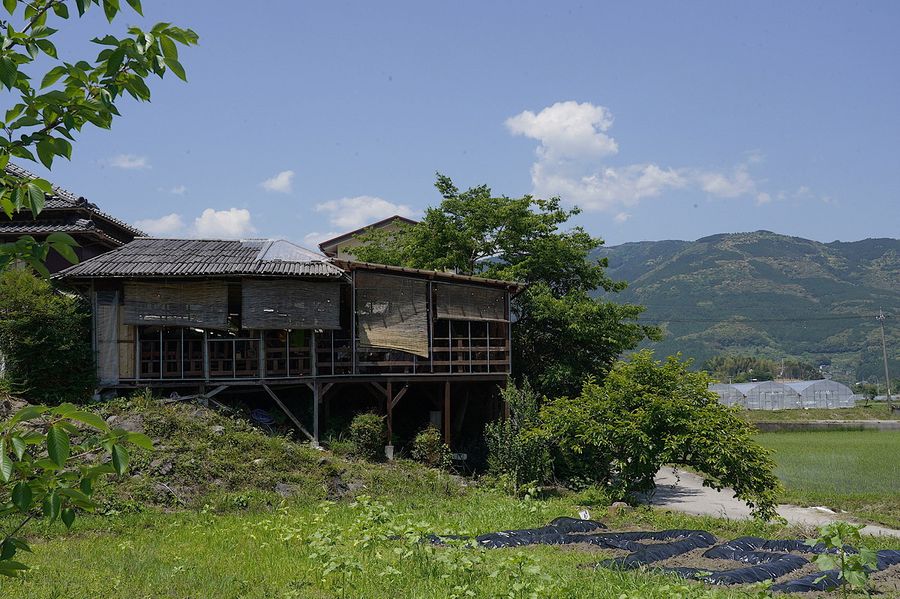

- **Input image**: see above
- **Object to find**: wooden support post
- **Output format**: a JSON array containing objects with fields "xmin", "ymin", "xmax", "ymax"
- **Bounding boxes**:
[
  {"xmin": 386, "ymin": 381, "xmax": 393, "ymax": 448},
  {"xmin": 444, "ymin": 380, "xmax": 451, "ymax": 448},
  {"xmin": 264, "ymin": 384, "xmax": 316, "ymax": 445},
  {"xmin": 313, "ymin": 383, "xmax": 320, "ymax": 446}
]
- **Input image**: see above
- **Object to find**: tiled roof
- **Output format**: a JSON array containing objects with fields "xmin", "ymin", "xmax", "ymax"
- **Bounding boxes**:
[
  {"xmin": 56, "ymin": 238, "xmax": 346, "ymax": 279},
  {"xmin": 3, "ymin": 162, "xmax": 144, "ymax": 237},
  {"xmin": 0, "ymin": 216, "xmax": 123, "ymax": 244}
]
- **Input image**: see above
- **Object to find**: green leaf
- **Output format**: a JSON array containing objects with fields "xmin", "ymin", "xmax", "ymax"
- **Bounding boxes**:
[
  {"xmin": 0, "ymin": 538, "xmax": 15, "ymax": 561},
  {"xmin": 42, "ymin": 491, "xmax": 61, "ymax": 521},
  {"xmin": 51, "ymin": 2, "xmax": 68, "ymax": 18},
  {"xmin": 125, "ymin": 0, "xmax": 142, "ymax": 15},
  {"xmin": 36, "ymin": 139, "xmax": 54, "ymax": 169},
  {"xmin": 79, "ymin": 476, "xmax": 92, "ymax": 495},
  {"xmin": 0, "ymin": 560, "xmax": 29, "ymax": 577},
  {"xmin": 112, "ymin": 444, "xmax": 130, "ymax": 475},
  {"xmin": 29, "ymin": 178, "xmax": 52, "ymax": 194},
  {"xmin": 69, "ymin": 411, "xmax": 109, "ymax": 431},
  {"xmin": 4, "ymin": 405, "xmax": 47, "ymax": 429},
  {"xmin": 61, "ymin": 508, "xmax": 76, "ymax": 529},
  {"xmin": 0, "ymin": 57, "xmax": 18, "ymax": 89},
  {"xmin": 40, "ymin": 65, "xmax": 67, "ymax": 89},
  {"xmin": 2, "ymin": 0, "xmax": 15, "ymax": 16},
  {"xmin": 35, "ymin": 39, "xmax": 57, "ymax": 58},
  {"xmin": 10, "ymin": 435, "xmax": 26, "ymax": 460},
  {"xmin": 125, "ymin": 432, "xmax": 154, "ymax": 450},
  {"xmin": 26, "ymin": 183, "xmax": 46, "ymax": 214},
  {"xmin": 11, "ymin": 482, "xmax": 32, "ymax": 511},
  {"xmin": 47, "ymin": 424, "xmax": 71, "ymax": 468},
  {"xmin": 0, "ymin": 440, "xmax": 12, "ymax": 482},
  {"xmin": 102, "ymin": 0, "xmax": 119, "ymax": 22},
  {"xmin": 160, "ymin": 35, "xmax": 178, "ymax": 60},
  {"xmin": 164, "ymin": 57, "xmax": 186, "ymax": 81}
]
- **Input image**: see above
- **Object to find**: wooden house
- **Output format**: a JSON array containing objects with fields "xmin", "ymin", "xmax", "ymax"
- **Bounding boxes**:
[
  {"xmin": 55, "ymin": 237, "xmax": 522, "ymax": 452},
  {"xmin": 1, "ymin": 163, "xmax": 142, "ymax": 272},
  {"xmin": 318, "ymin": 214, "xmax": 417, "ymax": 260}
]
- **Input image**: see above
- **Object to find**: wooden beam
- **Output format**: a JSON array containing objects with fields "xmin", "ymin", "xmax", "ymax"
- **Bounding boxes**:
[
  {"xmin": 389, "ymin": 385, "xmax": 409, "ymax": 411},
  {"xmin": 321, "ymin": 382, "xmax": 335, "ymax": 398},
  {"xmin": 444, "ymin": 381, "xmax": 451, "ymax": 447},
  {"xmin": 263, "ymin": 384, "xmax": 316, "ymax": 444},
  {"xmin": 313, "ymin": 383, "xmax": 320, "ymax": 446}
]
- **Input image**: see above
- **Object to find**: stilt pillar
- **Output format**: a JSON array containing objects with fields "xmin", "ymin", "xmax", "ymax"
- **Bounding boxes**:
[{"xmin": 444, "ymin": 380, "xmax": 451, "ymax": 448}]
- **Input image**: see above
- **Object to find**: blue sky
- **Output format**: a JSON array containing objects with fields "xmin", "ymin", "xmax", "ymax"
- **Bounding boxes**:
[{"xmin": 20, "ymin": 0, "xmax": 900, "ymax": 247}]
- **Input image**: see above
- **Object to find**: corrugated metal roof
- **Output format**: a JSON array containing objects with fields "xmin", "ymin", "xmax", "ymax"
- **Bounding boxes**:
[
  {"xmin": 56, "ymin": 238, "xmax": 346, "ymax": 279},
  {"xmin": 3, "ymin": 162, "xmax": 144, "ymax": 237}
]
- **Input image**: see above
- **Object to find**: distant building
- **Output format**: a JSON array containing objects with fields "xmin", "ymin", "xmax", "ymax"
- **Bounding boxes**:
[
  {"xmin": 318, "ymin": 215, "xmax": 417, "ymax": 261},
  {"xmin": 709, "ymin": 379, "xmax": 857, "ymax": 410},
  {"xmin": 1, "ymin": 163, "xmax": 142, "ymax": 272}
]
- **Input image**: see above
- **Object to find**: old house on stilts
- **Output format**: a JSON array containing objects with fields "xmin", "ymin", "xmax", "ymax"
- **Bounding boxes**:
[{"xmin": 55, "ymin": 237, "xmax": 522, "ymax": 456}]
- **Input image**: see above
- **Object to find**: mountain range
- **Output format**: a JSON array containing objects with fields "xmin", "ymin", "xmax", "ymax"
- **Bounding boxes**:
[{"xmin": 593, "ymin": 231, "xmax": 899, "ymax": 384}]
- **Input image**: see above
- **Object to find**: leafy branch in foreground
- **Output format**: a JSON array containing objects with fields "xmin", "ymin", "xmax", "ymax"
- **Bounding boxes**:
[
  {"xmin": 0, "ymin": 402, "xmax": 153, "ymax": 577},
  {"xmin": 0, "ymin": 0, "xmax": 198, "ymax": 274}
]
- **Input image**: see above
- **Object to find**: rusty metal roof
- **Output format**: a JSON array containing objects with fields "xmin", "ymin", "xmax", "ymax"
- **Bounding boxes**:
[
  {"xmin": 3, "ymin": 162, "xmax": 144, "ymax": 238},
  {"xmin": 56, "ymin": 238, "xmax": 346, "ymax": 280},
  {"xmin": 336, "ymin": 259, "xmax": 526, "ymax": 293}
]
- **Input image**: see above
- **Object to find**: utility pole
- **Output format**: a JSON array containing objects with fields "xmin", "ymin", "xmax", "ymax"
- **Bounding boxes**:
[{"xmin": 877, "ymin": 309, "xmax": 895, "ymax": 411}]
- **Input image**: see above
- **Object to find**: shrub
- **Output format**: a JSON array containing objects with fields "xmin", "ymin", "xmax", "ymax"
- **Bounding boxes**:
[
  {"xmin": 349, "ymin": 412, "xmax": 385, "ymax": 461},
  {"xmin": 0, "ymin": 270, "xmax": 95, "ymax": 404},
  {"xmin": 808, "ymin": 521, "xmax": 877, "ymax": 596},
  {"xmin": 411, "ymin": 426, "xmax": 452, "ymax": 469},
  {"xmin": 538, "ymin": 350, "xmax": 781, "ymax": 520},
  {"xmin": 484, "ymin": 380, "xmax": 552, "ymax": 493}
]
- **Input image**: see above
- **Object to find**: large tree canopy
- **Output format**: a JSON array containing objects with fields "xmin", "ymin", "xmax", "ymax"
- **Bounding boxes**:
[{"xmin": 353, "ymin": 174, "xmax": 660, "ymax": 396}]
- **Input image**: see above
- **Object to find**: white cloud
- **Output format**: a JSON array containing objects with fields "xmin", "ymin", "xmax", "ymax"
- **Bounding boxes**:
[
  {"xmin": 192, "ymin": 208, "xmax": 256, "ymax": 238},
  {"xmin": 169, "ymin": 185, "xmax": 187, "ymax": 195},
  {"xmin": 260, "ymin": 170, "xmax": 295, "ymax": 193},
  {"xmin": 134, "ymin": 213, "xmax": 185, "ymax": 236},
  {"xmin": 315, "ymin": 196, "xmax": 415, "ymax": 230},
  {"xmin": 106, "ymin": 154, "xmax": 150, "ymax": 169},
  {"xmin": 613, "ymin": 212, "xmax": 631, "ymax": 224},
  {"xmin": 303, "ymin": 231, "xmax": 339, "ymax": 247},
  {"xmin": 506, "ymin": 101, "xmax": 777, "ymax": 212},
  {"xmin": 755, "ymin": 192, "xmax": 772, "ymax": 205}
]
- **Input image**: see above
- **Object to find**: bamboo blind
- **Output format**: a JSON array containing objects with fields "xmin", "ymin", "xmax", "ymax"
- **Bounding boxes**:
[
  {"xmin": 241, "ymin": 280, "xmax": 341, "ymax": 329},
  {"xmin": 435, "ymin": 283, "xmax": 507, "ymax": 322},
  {"xmin": 123, "ymin": 281, "xmax": 228, "ymax": 329},
  {"xmin": 355, "ymin": 272, "xmax": 429, "ymax": 357},
  {"xmin": 95, "ymin": 290, "xmax": 119, "ymax": 384}
]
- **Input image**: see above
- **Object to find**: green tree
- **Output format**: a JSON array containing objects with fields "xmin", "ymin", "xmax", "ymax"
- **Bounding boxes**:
[
  {"xmin": 537, "ymin": 351, "xmax": 781, "ymax": 520},
  {"xmin": 354, "ymin": 174, "xmax": 660, "ymax": 396},
  {"xmin": 0, "ymin": 269, "xmax": 95, "ymax": 404},
  {"xmin": 0, "ymin": 0, "xmax": 198, "ymax": 275}
]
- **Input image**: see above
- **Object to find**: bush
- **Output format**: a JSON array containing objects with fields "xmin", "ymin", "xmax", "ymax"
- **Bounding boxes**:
[
  {"xmin": 538, "ymin": 350, "xmax": 781, "ymax": 520},
  {"xmin": 484, "ymin": 380, "xmax": 552, "ymax": 493},
  {"xmin": 349, "ymin": 412, "xmax": 385, "ymax": 461},
  {"xmin": 0, "ymin": 270, "xmax": 95, "ymax": 404},
  {"xmin": 411, "ymin": 426, "xmax": 452, "ymax": 469}
]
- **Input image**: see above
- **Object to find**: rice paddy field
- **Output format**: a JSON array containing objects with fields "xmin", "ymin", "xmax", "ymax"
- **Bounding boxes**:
[{"xmin": 757, "ymin": 430, "xmax": 900, "ymax": 529}]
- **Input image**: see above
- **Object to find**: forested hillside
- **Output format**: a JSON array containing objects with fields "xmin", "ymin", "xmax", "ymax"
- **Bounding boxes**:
[{"xmin": 595, "ymin": 231, "xmax": 899, "ymax": 383}]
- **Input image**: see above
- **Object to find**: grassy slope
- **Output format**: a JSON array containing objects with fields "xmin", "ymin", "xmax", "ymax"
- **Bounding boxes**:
[
  {"xmin": 757, "ymin": 430, "xmax": 900, "ymax": 529},
  {"xmin": 2, "ymin": 399, "xmax": 898, "ymax": 598}
]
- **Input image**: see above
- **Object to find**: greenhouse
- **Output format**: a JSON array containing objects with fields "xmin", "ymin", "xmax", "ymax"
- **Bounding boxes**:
[
  {"xmin": 708, "ymin": 379, "xmax": 858, "ymax": 410},
  {"xmin": 785, "ymin": 380, "xmax": 857, "ymax": 408}
]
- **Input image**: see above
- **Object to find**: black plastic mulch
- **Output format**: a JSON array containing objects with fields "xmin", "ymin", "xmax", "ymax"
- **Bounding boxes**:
[{"xmin": 428, "ymin": 518, "xmax": 900, "ymax": 593}]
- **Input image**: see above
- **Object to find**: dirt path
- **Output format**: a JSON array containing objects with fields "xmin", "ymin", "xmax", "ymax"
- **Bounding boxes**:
[{"xmin": 651, "ymin": 468, "xmax": 900, "ymax": 538}]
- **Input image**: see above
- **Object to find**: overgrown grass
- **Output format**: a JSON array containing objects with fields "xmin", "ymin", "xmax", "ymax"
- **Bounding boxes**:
[
  {"xmin": 758, "ymin": 430, "xmax": 900, "ymax": 528},
  {"xmin": 741, "ymin": 401, "xmax": 899, "ymax": 423},
  {"xmin": 3, "ymin": 397, "xmax": 898, "ymax": 597},
  {"xmin": 7, "ymin": 486, "xmax": 897, "ymax": 599}
]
